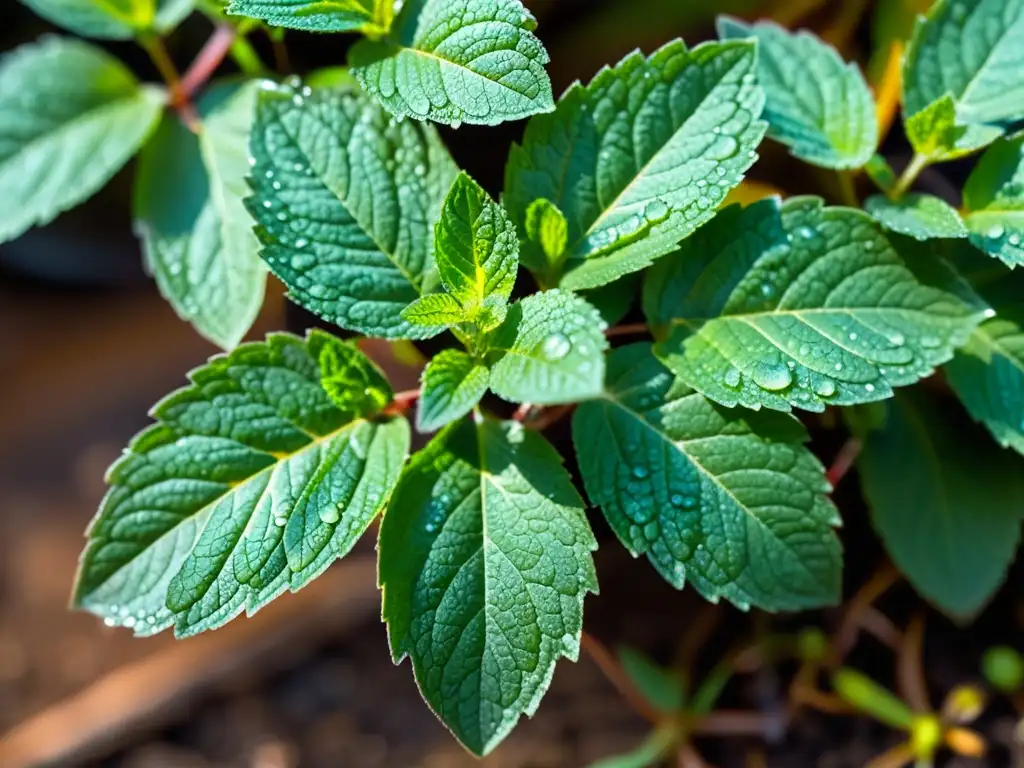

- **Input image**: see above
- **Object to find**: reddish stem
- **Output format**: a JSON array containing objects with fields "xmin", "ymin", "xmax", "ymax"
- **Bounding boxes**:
[
  {"xmin": 605, "ymin": 322, "xmax": 649, "ymax": 338},
  {"xmin": 178, "ymin": 24, "xmax": 238, "ymax": 103},
  {"xmin": 382, "ymin": 389, "xmax": 420, "ymax": 416},
  {"xmin": 826, "ymin": 437, "xmax": 863, "ymax": 487},
  {"xmin": 512, "ymin": 403, "xmax": 533, "ymax": 422},
  {"xmin": 580, "ymin": 632, "xmax": 661, "ymax": 725}
]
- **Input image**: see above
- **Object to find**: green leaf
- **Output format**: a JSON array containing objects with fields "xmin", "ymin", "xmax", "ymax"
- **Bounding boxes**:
[
  {"xmin": 488, "ymin": 290, "xmax": 608, "ymax": 405},
  {"xmin": 616, "ymin": 646, "xmax": 684, "ymax": 713},
  {"xmin": 523, "ymin": 197, "xmax": 568, "ymax": 279},
  {"xmin": 944, "ymin": 243, "xmax": 1024, "ymax": 454},
  {"xmin": 962, "ymin": 135, "xmax": 1024, "ymax": 268},
  {"xmin": 573, "ymin": 343, "xmax": 841, "ymax": 611},
  {"xmin": 313, "ymin": 330, "xmax": 393, "ymax": 415},
  {"xmin": 858, "ymin": 389, "xmax": 1024, "ymax": 619},
  {"xmin": 902, "ymin": 0, "xmax": 1024, "ymax": 127},
  {"xmin": 832, "ymin": 668, "xmax": 914, "ymax": 729},
  {"xmin": 434, "ymin": 172, "xmax": 518, "ymax": 318},
  {"xmin": 504, "ymin": 39, "xmax": 767, "ymax": 291},
  {"xmin": 379, "ymin": 416, "xmax": 598, "ymax": 756},
  {"xmin": 400, "ymin": 292, "xmax": 468, "ymax": 332},
  {"xmin": 348, "ymin": 0, "xmax": 554, "ymax": 127},
  {"xmin": 246, "ymin": 82, "xmax": 458, "ymax": 339},
  {"xmin": 588, "ymin": 728, "xmax": 676, "ymax": 768},
  {"xmin": 417, "ymin": 348, "xmax": 489, "ymax": 432},
  {"xmin": 904, "ymin": 93, "xmax": 1002, "ymax": 162},
  {"xmin": 717, "ymin": 17, "xmax": 877, "ymax": 170},
  {"xmin": 0, "ymin": 38, "xmax": 165, "ymax": 244},
  {"xmin": 73, "ymin": 332, "xmax": 410, "ymax": 637},
  {"xmin": 227, "ymin": 0, "xmax": 391, "ymax": 33},
  {"xmin": 135, "ymin": 81, "xmax": 266, "ymax": 350},
  {"xmin": 649, "ymin": 197, "xmax": 989, "ymax": 413},
  {"xmin": 865, "ymin": 193, "xmax": 968, "ymax": 241},
  {"xmin": 19, "ymin": 0, "xmax": 193, "ymax": 38}
]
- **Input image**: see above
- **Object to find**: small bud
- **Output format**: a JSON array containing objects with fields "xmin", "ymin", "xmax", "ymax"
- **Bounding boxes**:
[
  {"xmin": 981, "ymin": 646, "xmax": 1024, "ymax": 693},
  {"xmin": 941, "ymin": 684, "xmax": 986, "ymax": 725}
]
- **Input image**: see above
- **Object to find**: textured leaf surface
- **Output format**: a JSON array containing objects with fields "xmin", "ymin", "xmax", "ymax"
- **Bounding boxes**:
[
  {"xmin": 0, "ymin": 37, "xmax": 164, "ymax": 244},
  {"xmin": 316, "ymin": 331, "xmax": 393, "ymax": 414},
  {"xmin": 73, "ymin": 332, "xmax": 410, "ymax": 637},
  {"xmin": 962, "ymin": 135, "xmax": 1024, "ymax": 267},
  {"xmin": 945, "ymin": 244, "xmax": 1024, "ymax": 454},
  {"xmin": 488, "ymin": 290, "xmax": 607, "ymax": 405},
  {"xmin": 247, "ymin": 82, "xmax": 457, "ymax": 339},
  {"xmin": 648, "ymin": 198, "xmax": 989, "ymax": 412},
  {"xmin": 574, "ymin": 344, "xmax": 841, "ymax": 611},
  {"xmin": 859, "ymin": 389, "xmax": 1024, "ymax": 619},
  {"xmin": 400, "ymin": 292, "xmax": 467, "ymax": 332},
  {"xmin": 903, "ymin": 0, "xmax": 1024, "ymax": 126},
  {"xmin": 717, "ymin": 17, "xmax": 876, "ymax": 169},
  {"xmin": 227, "ymin": 0, "xmax": 390, "ymax": 33},
  {"xmin": 349, "ymin": 0, "xmax": 554, "ymax": 126},
  {"xmin": 434, "ymin": 172, "xmax": 518, "ymax": 318},
  {"xmin": 19, "ymin": 0, "xmax": 193, "ymax": 38},
  {"xmin": 523, "ymin": 197, "xmax": 568, "ymax": 278},
  {"xmin": 379, "ymin": 417, "xmax": 597, "ymax": 755},
  {"xmin": 904, "ymin": 93, "xmax": 1002, "ymax": 161},
  {"xmin": 504, "ymin": 39, "xmax": 766, "ymax": 291},
  {"xmin": 417, "ymin": 349, "xmax": 489, "ymax": 431},
  {"xmin": 136, "ymin": 81, "xmax": 266, "ymax": 350},
  {"xmin": 865, "ymin": 193, "xmax": 967, "ymax": 241}
]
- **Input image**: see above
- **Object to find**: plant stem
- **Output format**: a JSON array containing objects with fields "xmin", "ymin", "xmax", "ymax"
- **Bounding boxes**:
[
  {"xmin": 891, "ymin": 154, "xmax": 929, "ymax": 199},
  {"xmin": 836, "ymin": 170, "xmax": 859, "ymax": 207},
  {"xmin": 605, "ymin": 322, "xmax": 649, "ymax": 338},
  {"xmin": 229, "ymin": 34, "xmax": 265, "ymax": 76},
  {"xmin": 383, "ymin": 388, "xmax": 420, "ymax": 416},
  {"xmin": 180, "ymin": 24, "xmax": 238, "ymax": 101},
  {"xmin": 580, "ymin": 631, "xmax": 662, "ymax": 724},
  {"xmin": 139, "ymin": 34, "xmax": 183, "ymax": 96},
  {"xmin": 826, "ymin": 437, "xmax": 862, "ymax": 487}
]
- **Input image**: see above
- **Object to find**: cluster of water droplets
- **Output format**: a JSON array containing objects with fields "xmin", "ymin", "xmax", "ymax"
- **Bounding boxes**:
[{"xmin": 102, "ymin": 604, "xmax": 160, "ymax": 631}]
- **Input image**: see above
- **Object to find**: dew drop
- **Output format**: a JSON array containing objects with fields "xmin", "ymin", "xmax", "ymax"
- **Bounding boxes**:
[
  {"xmin": 644, "ymin": 199, "xmax": 669, "ymax": 221},
  {"xmin": 889, "ymin": 332, "xmax": 905, "ymax": 346},
  {"xmin": 983, "ymin": 308, "xmax": 996, "ymax": 319},
  {"xmin": 920, "ymin": 335, "xmax": 941, "ymax": 349},
  {"xmin": 319, "ymin": 507, "xmax": 340, "ymax": 524},
  {"xmin": 798, "ymin": 344, "xmax": 810, "ymax": 356},
  {"xmin": 274, "ymin": 515, "xmax": 287, "ymax": 527},
  {"xmin": 1010, "ymin": 234, "xmax": 1021, "ymax": 246},
  {"xmin": 848, "ymin": 332, "xmax": 858, "ymax": 341},
  {"xmin": 723, "ymin": 367, "xmax": 742, "ymax": 388},
  {"xmin": 813, "ymin": 378, "xmax": 836, "ymax": 397},
  {"xmin": 864, "ymin": 383, "xmax": 876, "ymax": 393},
  {"xmin": 541, "ymin": 333, "xmax": 571, "ymax": 361},
  {"xmin": 834, "ymin": 362, "xmax": 844, "ymax": 371},
  {"xmin": 751, "ymin": 361, "xmax": 793, "ymax": 391},
  {"xmin": 670, "ymin": 493, "xmax": 684, "ymax": 506},
  {"xmin": 632, "ymin": 465, "xmax": 649, "ymax": 479},
  {"xmin": 797, "ymin": 226, "xmax": 815, "ymax": 239},
  {"xmin": 988, "ymin": 224, "xmax": 1006, "ymax": 239},
  {"xmin": 103, "ymin": 617, "xmax": 116, "ymax": 627}
]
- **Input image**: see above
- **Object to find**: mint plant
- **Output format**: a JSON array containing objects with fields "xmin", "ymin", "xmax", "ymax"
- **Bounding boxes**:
[{"xmin": 2, "ymin": 0, "xmax": 1019, "ymax": 756}]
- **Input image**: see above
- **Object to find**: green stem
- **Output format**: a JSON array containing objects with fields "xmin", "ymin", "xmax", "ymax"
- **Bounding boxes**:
[
  {"xmin": 138, "ymin": 33, "xmax": 182, "ymax": 93},
  {"xmin": 836, "ymin": 170, "xmax": 859, "ymax": 207},
  {"xmin": 229, "ymin": 34, "xmax": 266, "ymax": 76},
  {"xmin": 891, "ymin": 154, "xmax": 929, "ymax": 199}
]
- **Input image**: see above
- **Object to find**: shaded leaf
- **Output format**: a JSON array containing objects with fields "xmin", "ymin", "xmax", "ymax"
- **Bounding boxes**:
[
  {"xmin": 19, "ymin": 0, "xmax": 193, "ymax": 38},
  {"xmin": 0, "ymin": 37, "xmax": 164, "ymax": 244},
  {"xmin": 962, "ymin": 135, "xmax": 1024, "ymax": 267},
  {"xmin": 865, "ymin": 192, "xmax": 967, "ymax": 240},
  {"xmin": 135, "ymin": 80, "xmax": 266, "ymax": 350},
  {"xmin": 859, "ymin": 389, "xmax": 1024, "ymax": 619}
]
